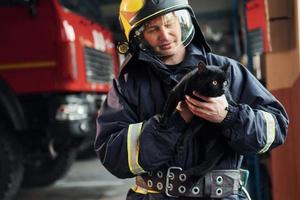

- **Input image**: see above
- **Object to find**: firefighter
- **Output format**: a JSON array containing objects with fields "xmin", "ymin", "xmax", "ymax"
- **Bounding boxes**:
[{"xmin": 95, "ymin": 0, "xmax": 288, "ymax": 199}]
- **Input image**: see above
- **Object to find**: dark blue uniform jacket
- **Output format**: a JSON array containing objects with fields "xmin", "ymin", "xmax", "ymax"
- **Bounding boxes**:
[{"xmin": 95, "ymin": 43, "xmax": 288, "ymax": 200}]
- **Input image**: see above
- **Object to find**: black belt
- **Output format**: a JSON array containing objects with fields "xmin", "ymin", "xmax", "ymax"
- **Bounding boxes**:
[{"xmin": 136, "ymin": 167, "xmax": 245, "ymax": 198}]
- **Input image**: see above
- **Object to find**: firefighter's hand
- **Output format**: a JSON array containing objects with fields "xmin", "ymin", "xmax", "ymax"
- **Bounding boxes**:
[
  {"xmin": 176, "ymin": 101, "xmax": 193, "ymax": 123},
  {"xmin": 185, "ymin": 91, "xmax": 228, "ymax": 123}
]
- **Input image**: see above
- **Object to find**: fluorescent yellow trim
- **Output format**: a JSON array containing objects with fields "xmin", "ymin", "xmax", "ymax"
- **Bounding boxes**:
[
  {"xmin": 0, "ymin": 61, "xmax": 56, "ymax": 70},
  {"xmin": 127, "ymin": 124, "xmax": 133, "ymax": 172},
  {"xmin": 127, "ymin": 122, "xmax": 145, "ymax": 175},
  {"xmin": 259, "ymin": 111, "xmax": 276, "ymax": 154}
]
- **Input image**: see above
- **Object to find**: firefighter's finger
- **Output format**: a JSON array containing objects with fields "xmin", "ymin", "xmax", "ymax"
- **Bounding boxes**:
[
  {"xmin": 192, "ymin": 91, "xmax": 211, "ymax": 102},
  {"xmin": 186, "ymin": 99, "xmax": 205, "ymax": 114},
  {"xmin": 185, "ymin": 95, "xmax": 209, "ymax": 109}
]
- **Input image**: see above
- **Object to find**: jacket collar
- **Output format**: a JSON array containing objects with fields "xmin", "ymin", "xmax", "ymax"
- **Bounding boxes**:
[
  {"xmin": 119, "ymin": 43, "xmax": 207, "ymax": 84},
  {"xmin": 137, "ymin": 43, "xmax": 205, "ymax": 67}
]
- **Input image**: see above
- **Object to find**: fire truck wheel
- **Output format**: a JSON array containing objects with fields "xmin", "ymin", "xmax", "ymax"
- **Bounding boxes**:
[
  {"xmin": 0, "ymin": 129, "xmax": 24, "ymax": 200},
  {"xmin": 22, "ymin": 148, "xmax": 77, "ymax": 187},
  {"xmin": 77, "ymin": 145, "xmax": 96, "ymax": 160}
]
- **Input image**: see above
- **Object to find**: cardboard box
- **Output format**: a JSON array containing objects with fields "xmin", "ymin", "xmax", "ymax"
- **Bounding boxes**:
[
  {"xmin": 266, "ymin": 0, "xmax": 294, "ymax": 52},
  {"xmin": 269, "ymin": 18, "xmax": 293, "ymax": 52},
  {"xmin": 262, "ymin": 48, "xmax": 299, "ymax": 91},
  {"xmin": 266, "ymin": 0, "xmax": 293, "ymax": 19}
]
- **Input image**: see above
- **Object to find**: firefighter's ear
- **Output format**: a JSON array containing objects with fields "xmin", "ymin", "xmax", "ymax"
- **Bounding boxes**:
[{"xmin": 222, "ymin": 63, "xmax": 231, "ymax": 73}]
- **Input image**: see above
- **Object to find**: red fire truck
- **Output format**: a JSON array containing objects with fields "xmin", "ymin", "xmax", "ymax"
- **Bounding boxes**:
[{"xmin": 0, "ymin": 0, "xmax": 119, "ymax": 199}]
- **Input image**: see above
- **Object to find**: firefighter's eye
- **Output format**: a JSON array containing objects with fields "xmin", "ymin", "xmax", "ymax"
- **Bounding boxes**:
[{"xmin": 145, "ymin": 29, "xmax": 155, "ymax": 33}]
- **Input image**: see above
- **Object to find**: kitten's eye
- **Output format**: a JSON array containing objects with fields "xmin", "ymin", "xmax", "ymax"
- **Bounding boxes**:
[
  {"xmin": 223, "ymin": 81, "xmax": 228, "ymax": 86},
  {"xmin": 212, "ymin": 80, "xmax": 218, "ymax": 86}
]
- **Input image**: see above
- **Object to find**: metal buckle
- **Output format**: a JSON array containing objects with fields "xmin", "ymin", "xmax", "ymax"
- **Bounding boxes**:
[{"xmin": 165, "ymin": 166, "xmax": 182, "ymax": 197}]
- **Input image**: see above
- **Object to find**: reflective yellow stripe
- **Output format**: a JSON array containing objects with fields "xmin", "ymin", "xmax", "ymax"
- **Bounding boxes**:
[
  {"xmin": 0, "ymin": 61, "xmax": 56, "ymax": 70},
  {"xmin": 131, "ymin": 185, "xmax": 159, "ymax": 194},
  {"xmin": 127, "ymin": 122, "xmax": 145, "ymax": 175},
  {"xmin": 259, "ymin": 111, "xmax": 276, "ymax": 154}
]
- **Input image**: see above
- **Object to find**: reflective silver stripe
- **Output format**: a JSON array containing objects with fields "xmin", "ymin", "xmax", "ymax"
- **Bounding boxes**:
[
  {"xmin": 259, "ymin": 111, "xmax": 276, "ymax": 154},
  {"xmin": 127, "ymin": 122, "xmax": 145, "ymax": 175}
]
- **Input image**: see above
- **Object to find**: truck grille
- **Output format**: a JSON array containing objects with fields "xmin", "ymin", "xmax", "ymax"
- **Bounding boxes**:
[{"xmin": 84, "ymin": 47, "xmax": 113, "ymax": 83}]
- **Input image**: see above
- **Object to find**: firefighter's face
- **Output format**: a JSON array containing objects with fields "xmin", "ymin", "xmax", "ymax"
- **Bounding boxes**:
[{"xmin": 142, "ymin": 12, "xmax": 184, "ymax": 57}]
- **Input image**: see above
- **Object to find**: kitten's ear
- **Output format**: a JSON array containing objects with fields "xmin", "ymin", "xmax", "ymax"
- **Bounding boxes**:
[
  {"xmin": 222, "ymin": 63, "xmax": 231, "ymax": 72},
  {"xmin": 197, "ymin": 60, "xmax": 206, "ymax": 73}
]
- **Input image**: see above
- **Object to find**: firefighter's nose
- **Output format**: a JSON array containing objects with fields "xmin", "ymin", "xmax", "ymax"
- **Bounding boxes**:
[{"xmin": 158, "ymin": 27, "xmax": 170, "ymax": 40}]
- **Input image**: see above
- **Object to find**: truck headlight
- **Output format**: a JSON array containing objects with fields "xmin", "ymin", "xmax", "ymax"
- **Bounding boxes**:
[{"xmin": 55, "ymin": 103, "xmax": 88, "ymax": 121}]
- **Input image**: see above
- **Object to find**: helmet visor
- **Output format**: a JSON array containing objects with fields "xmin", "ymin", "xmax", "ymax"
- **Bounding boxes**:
[{"xmin": 135, "ymin": 9, "xmax": 194, "ymax": 57}]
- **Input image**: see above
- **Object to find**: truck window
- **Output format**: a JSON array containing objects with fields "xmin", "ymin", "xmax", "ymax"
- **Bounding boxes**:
[{"xmin": 59, "ymin": 0, "xmax": 107, "ymax": 27}]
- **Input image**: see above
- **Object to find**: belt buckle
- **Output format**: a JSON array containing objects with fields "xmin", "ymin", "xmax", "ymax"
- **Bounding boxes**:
[{"xmin": 165, "ymin": 166, "xmax": 182, "ymax": 197}]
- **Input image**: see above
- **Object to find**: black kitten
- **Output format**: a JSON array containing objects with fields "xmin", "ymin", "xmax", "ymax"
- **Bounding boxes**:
[
  {"xmin": 161, "ymin": 61, "xmax": 234, "ymax": 177},
  {"xmin": 161, "ymin": 60, "xmax": 233, "ymax": 125}
]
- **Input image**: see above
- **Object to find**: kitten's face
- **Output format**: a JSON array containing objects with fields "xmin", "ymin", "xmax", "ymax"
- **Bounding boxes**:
[{"xmin": 194, "ymin": 63, "xmax": 229, "ymax": 97}]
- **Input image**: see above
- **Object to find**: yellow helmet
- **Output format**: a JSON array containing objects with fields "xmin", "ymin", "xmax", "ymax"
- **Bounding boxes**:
[{"xmin": 119, "ymin": 0, "xmax": 193, "ymax": 42}]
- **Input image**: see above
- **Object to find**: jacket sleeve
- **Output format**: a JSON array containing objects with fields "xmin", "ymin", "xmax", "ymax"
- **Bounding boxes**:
[
  {"xmin": 218, "ymin": 57, "xmax": 289, "ymax": 155},
  {"xmin": 94, "ymin": 79, "xmax": 187, "ymax": 178}
]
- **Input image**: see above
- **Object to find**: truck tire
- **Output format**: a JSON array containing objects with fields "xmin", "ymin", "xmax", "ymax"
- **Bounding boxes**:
[
  {"xmin": 76, "ymin": 138, "xmax": 96, "ymax": 160},
  {"xmin": 0, "ymin": 130, "xmax": 24, "ymax": 200},
  {"xmin": 77, "ymin": 145, "xmax": 96, "ymax": 160},
  {"xmin": 22, "ymin": 148, "xmax": 77, "ymax": 187}
]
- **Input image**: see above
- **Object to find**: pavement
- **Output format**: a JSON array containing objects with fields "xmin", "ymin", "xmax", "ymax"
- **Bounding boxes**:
[{"xmin": 18, "ymin": 158, "xmax": 135, "ymax": 200}]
